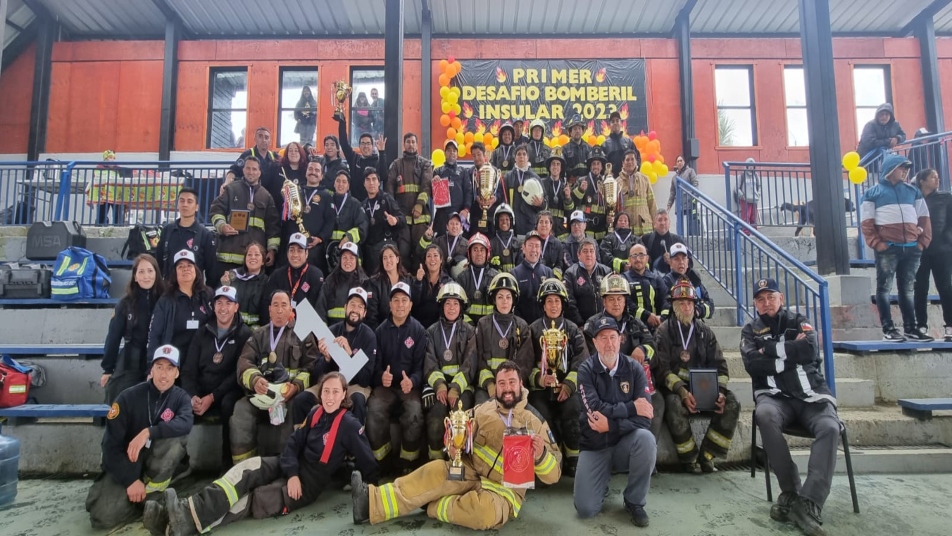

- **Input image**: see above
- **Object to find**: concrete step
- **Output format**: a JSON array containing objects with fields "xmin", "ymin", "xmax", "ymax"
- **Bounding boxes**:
[
  {"xmin": 785, "ymin": 445, "xmax": 952, "ymax": 474},
  {"xmin": 726, "ymin": 377, "xmax": 875, "ymax": 408},
  {"xmin": 0, "ymin": 308, "xmax": 114, "ymax": 344}
]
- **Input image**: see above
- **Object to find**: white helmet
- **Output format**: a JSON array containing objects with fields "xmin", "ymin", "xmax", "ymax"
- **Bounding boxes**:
[{"xmin": 521, "ymin": 177, "xmax": 544, "ymax": 205}]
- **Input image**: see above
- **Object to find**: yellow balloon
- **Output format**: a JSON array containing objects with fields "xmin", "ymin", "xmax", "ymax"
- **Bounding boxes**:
[
  {"xmin": 842, "ymin": 151, "xmax": 861, "ymax": 171},
  {"xmin": 431, "ymin": 149, "xmax": 446, "ymax": 168},
  {"xmin": 458, "ymin": 144, "xmax": 468, "ymax": 157},
  {"xmin": 452, "ymin": 104, "xmax": 462, "ymax": 115},
  {"xmin": 652, "ymin": 161, "xmax": 665, "ymax": 175},
  {"xmin": 648, "ymin": 172, "xmax": 658, "ymax": 184},
  {"xmin": 451, "ymin": 86, "xmax": 461, "ymax": 98},
  {"xmin": 659, "ymin": 164, "xmax": 669, "ymax": 176},
  {"xmin": 491, "ymin": 138, "xmax": 499, "ymax": 149},
  {"xmin": 640, "ymin": 162, "xmax": 653, "ymax": 175},
  {"xmin": 849, "ymin": 166, "xmax": 868, "ymax": 184},
  {"xmin": 447, "ymin": 92, "xmax": 458, "ymax": 105},
  {"xmin": 441, "ymin": 102, "xmax": 451, "ymax": 114},
  {"xmin": 455, "ymin": 132, "xmax": 465, "ymax": 145},
  {"xmin": 439, "ymin": 86, "xmax": 449, "ymax": 98},
  {"xmin": 596, "ymin": 135, "xmax": 606, "ymax": 145}
]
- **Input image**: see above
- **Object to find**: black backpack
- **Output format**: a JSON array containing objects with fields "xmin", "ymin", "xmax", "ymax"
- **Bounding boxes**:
[{"xmin": 121, "ymin": 224, "xmax": 162, "ymax": 260}]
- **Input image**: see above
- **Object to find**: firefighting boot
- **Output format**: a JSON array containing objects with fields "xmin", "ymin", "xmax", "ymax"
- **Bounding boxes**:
[
  {"xmin": 351, "ymin": 471, "xmax": 370, "ymax": 525},
  {"xmin": 697, "ymin": 451, "xmax": 717, "ymax": 473},
  {"xmin": 142, "ymin": 499, "xmax": 168, "ymax": 536},
  {"xmin": 164, "ymin": 488, "xmax": 198, "ymax": 536}
]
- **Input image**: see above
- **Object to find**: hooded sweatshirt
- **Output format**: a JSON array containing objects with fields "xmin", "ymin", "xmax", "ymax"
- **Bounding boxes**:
[{"xmin": 857, "ymin": 103, "xmax": 907, "ymax": 157}]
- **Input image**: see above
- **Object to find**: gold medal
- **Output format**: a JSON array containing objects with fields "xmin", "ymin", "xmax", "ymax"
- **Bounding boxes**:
[
  {"xmin": 499, "ymin": 339, "xmax": 509, "ymax": 349},
  {"xmin": 517, "ymin": 185, "xmax": 523, "ymax": 193},
  {"xmin": 680, "ymin": 350, "xmax": 691, "ymax": 363},
  {"xmin": 269, "ymin": 351, "xmax": 277, "ymax": 364},
  {"xmin": 474, "ymin": 290, "xmax": 482, "ymax": 300},
  {"xmin": 443, "ymin": 349, "xmax": 453, "ymax": 362},
  {"xmin": 213, "ymin": 352, "xmax": 223, "ymax": 364},
  {"xmin": 503, "ymin": 248, "xmax": 510, "ymax": 257},
  {"xmin": 503, "ymin": 160, "xmax": 509, "ymax": 168}
]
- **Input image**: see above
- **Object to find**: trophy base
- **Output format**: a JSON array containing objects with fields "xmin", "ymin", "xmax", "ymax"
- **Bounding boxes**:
[
  {"xmin": 447, "ymin": 464, "xmax": 465, "ymax": 481},
  {"xmin": 477, "ymin": 219, "xmax": 488, "ymax": 230},
  {"xmin": 333, "ymin": 111, "xmax": 345, "ymax": 121}
]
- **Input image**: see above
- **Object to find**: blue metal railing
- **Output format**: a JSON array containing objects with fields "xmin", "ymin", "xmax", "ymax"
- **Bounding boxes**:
[
  {"xmin": 0, "ymin": 160, "xmax": 232, "ymax": 227},
  {"xmin": 676, "ymin": 178, "xmax": 836, "ymax": 395}
]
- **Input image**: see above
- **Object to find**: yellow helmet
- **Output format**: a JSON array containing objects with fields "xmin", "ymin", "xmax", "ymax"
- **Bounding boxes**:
[{"xmin": 437, "ymin": 282, "xmax": 468, "ymax": 305}]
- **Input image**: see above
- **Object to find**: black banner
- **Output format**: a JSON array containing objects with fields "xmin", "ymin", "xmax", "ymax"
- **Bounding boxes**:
[{"xmin": 454, "ymin": 59, "xmax": 648, "ymax": 139}]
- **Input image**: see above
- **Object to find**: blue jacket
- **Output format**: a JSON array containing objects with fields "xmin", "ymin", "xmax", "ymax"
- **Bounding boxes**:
[
  {"xmin": 577, "ymin": 353, "xmax": 650, "ymax": 451},
  {"xmin": 860, "ymin": 154, "xmax": 931, "ymax": 250}
]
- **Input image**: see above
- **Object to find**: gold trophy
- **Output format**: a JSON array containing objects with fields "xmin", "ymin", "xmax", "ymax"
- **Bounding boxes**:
[
  {"xmin": 331, "ymin": 79, "xmax": 352, "ymax": 121},
  {"xmin": 477, "ymin": 165, "xmax": 501, "ymax": 229},
  {"xmin": 281, "ymin": 173, "xmax": 309, "ymax": 238},
  {"xmin": 444, "ymin": 401, "xmax": 473, "ymax": 481},
  {"xmin": 603, "ymin": 163, "xmax": 618, "ymax": 232},
  {"xmin": 540, "ymin": 320, "xmax": 569, "ymax": 399}
]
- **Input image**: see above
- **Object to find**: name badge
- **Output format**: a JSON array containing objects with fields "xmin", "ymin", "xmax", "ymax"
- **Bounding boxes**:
[{"xmin": 187, "ymin": 320, "xmax": 200, "ymax": 330}]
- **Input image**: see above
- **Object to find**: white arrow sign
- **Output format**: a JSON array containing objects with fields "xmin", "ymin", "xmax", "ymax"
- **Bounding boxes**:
[{"xmin": 293, "ymin": 299, "xmax": 369, "ymax": 384}]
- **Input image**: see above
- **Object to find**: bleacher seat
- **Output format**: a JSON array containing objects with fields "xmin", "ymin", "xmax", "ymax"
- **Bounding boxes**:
[
  {"xmin": 0, "ymin": 404, "xmax": 110, "ymax": 431},
  {"xmin": 870, "ymin": 294, "xmax": 941, "ymax": 305},
  {"xmin": 0, "ymin": 344, "xmax": 104, "ymax": 358},
  {"xmin": 832, "ymin": 341, "xmax": 952, "ymax": 352},
  {"xmin": 0, "ymin": 298, "xmax": 118, "ymax": 308},
  {"xmin": 897, "ymin": 398, "xmax": 952, "ymax": 420}
]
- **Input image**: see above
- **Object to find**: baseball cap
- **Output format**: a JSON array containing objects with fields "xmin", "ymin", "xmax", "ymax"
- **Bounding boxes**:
[
  {"xmin": 570, "ymin": 210, "xmax": 586, "ymax": 224},
  {"xmin": 348, "ymin": 287, "xmax": 369, "ymax": 305},
  {"xmin": 609, "ymin": 111, "xmax": 622, "ymax": 121},
  {"xmin": 152, "ymin": 344, "xmax": 181, "ymax": 367},
  {"xmin": 524, "ymin": 230, "xmax": 544, "ymax": 244},
  {"xmin": 173, "ymin": 249, "xmax": 196, "ymax": 265},
  {"xmin": 669, "ymin": 243, "xmax": 690, "ymax": 257},
  {"xmin": 215, "ymin": 286, "xmax": 238, "ymax": 303},
  {"xmin": 754, "ymin": 278, "xmax": 781, "ymax": 297},
  {"xmin": 390, "ymin": 281, "xmax": 412, "ymax": 299},
  {"xmin": 445, "ymin": 139, "xmax": 459, "ymax": 151},
  {"xmin": 448, "ymin": 211, "xmax": 462, "ymax": 222},
  {"xmin": 340, "ymin": 241, "xmax": 360, "ymax": 258},
  {"xmin": 288, "ymin": 233, "xmax": 308, "ymax": 250},
  {"xmin": 592, "ymin": 316, "xmax": 620, "ymax": 336}
]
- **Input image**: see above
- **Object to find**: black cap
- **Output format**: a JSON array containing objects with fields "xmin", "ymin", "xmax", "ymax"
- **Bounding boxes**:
[
  {"xmin": 753, "ymin": 278, "xmax": 781, "ymax": 297},
  {"xmin": 609, "ymin": 111, "xmax": 622, "ymax": 121},
  {"xmin": 523, "ymin": 230, "xmax": 544, "ymax": 244}
]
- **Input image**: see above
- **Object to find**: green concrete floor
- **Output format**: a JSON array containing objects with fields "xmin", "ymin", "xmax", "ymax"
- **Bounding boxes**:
[{"xmin": 2, "ymin": 471, "xmax": 950, "ymax": 535}]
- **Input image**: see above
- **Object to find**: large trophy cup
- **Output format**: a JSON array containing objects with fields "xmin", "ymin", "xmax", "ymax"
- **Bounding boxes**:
[
  {"xmin": 540, "ymin": 320, "xmax": 568, "ymax": 400},
  {"xmin": 477, "ymin": 166, "xmax": 501, "ymax": 229},
  {"xmin": 444, "ymin": 401, "xmax": 473, "ymax": 480},
  {"xmin": 603, "ymin": 163, "xmax": 618, "ymax": 232},
  {"xmin": 281, "ymin": 173, "xmax": 309, "ymax": 238},
  {"xmin": 331, "ymin": 79, "xmax": 352, "ymax": 121}
]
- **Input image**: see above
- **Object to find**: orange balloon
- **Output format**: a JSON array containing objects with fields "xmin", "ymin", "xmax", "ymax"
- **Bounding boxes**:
[
  {"xmin": 448, "ymin": 63, "xmax": 459, "ymax": 77},
  {"xmin": 439, "ymin": 59, "xmax": 449, "ymax": 73},
  {"xmin": 559, "ymin": 134, "xmax": 569, "ymax": 146},
  {"xmin": 439, "ymin": 74, "xmax": 450, "ymax": 87},
  {"xmin": 647, "ymin": 140, "xmax": 661, "ymax": 154},
  {"xmin": 587, "ymin": 135, "xmax": 598, "ymax": 146},
  {"xmin": 452, "ymin": 61, "xmax": 462, "ymax": 74},
  {"xmin": 439, "ymin": 114, "xmax": 451, "ymax": 127},
  {"xmin": 447, "ymin": 127, "xmax": 457, "ymax": 139},
  {"xmin": 451, "ymin": 117, "xmax": 462, "ymax": 130},
  {"xmin": 483, "ymin": 133, "xmax": 494, "ymax": 146},
  {"xmin": 464, "ymin": 132, "xmax": 475, "ymax": 144}
]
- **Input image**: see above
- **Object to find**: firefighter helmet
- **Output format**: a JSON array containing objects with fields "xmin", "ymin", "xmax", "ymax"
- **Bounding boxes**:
[
  {"xmin": 529, "ymin": 118, "xmax": 546, "ymax": 137},
  {"xmin": 468, "ymin": 233, "xmax": 491, "ymax": 254},
  {"xmin": 437, "ymin": 282, "xmax": 468, "ymax": 305},
  {"xmin": 599, "ymin": 274, "xmax": 631, "ymax": 296},
  {"xmin": 521, "ymin": 177, "xmax": 545, "ymax": 205},
  {"xmin": 494, "ymin": 203, "xmax": 515, "ymax": 226},
  {"xmin": 670, "ymin": 278, "xmax": 697, "ymax": 301},
  {"xmin": 488, "ymin": 272, "xmax": 519, "ymax": 302},
  {"xmin": 538, "ymin": 278, "xmax": 569, "ymax": 303}
]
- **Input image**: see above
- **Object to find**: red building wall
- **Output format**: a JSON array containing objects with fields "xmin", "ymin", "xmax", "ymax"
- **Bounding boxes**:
[{"xmin": 0, "ymin": 36, "xmax": 945, "ymax": 174}]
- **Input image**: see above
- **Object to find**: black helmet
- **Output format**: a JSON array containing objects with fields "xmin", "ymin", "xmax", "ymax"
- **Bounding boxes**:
[
  {"xmin": 537, "ymin": 278, "xmax": 569, "ymax": 303},
  {"xmin": 488, "ymin": 272, "xmax": 519, "ymax": 303}
]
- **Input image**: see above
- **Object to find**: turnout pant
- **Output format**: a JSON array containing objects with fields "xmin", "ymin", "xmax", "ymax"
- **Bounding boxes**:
[
  {"xmin": 197, "ymin": 389, "xmax": 243, "ymax": 469},
  {"xmin": 915, "ymin": 251, "xmax": 952, "ymax": 329},
  {"xmin": 527, "ymin": 390, "xmax": 581, "ymax": 462},
  {"xmin": 367, "ymin": 386, "xmax": 424, "ymax": 462},
  {"xmin": 184, "ymin": 455, "xmax": 330, "ymax": 532},
  {"xmin": 574, "ymin": 428, "xmax": 656, "ymax": 518},
  {"xmin": 425, "ymin": 390, "xmax": 475, "ymax": 460},
  {"xmin": 369, "ymin": 460, "xmax": 516, "ymax": 530},
  {"xmin": 663, "ymin": 390, "xmax": 741, "ymax": 463},
  {"xmin": 86, "ymin": 437, "xmax": 188, "ymax": 530},
  {"xmin": 230, "ymin": 397, "xmax": 294, "ymax": 464},
  {"xmin": 755, "ymin": 395, "xmax": 840, "ymax": 509},
  {"xmin": 294, "ymin": 384, "xmax": 372, "ymax": 426}
]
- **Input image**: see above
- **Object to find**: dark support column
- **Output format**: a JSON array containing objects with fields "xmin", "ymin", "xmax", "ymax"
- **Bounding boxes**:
[
  {"xmin": 800, "ymin": 0, "xmax": 850, "ymax": 275},
  {"xmin": 675, "ymin": 0, "xmax": 699, "ymax": 166},
  {"xmin": 917, "ymin": 17, "xmax": 949, "ymax": 189},
  {"xmin": 420, "ymin": 1, "xmax": 432, "ymax": 156},
  {"xmin": 0, "ymin": 0, "xmax": 9, "ymax": 72},
  {"xmin": 383, "ymin": 0, "xmax": 405, "ymax": 164},
  {"xmin": 159, "ymin": 20, "xmax": 180, "ymax": 161},
  {"xmin": 27, "ymin": 16, "xmax": 54, "ymax": 162}
]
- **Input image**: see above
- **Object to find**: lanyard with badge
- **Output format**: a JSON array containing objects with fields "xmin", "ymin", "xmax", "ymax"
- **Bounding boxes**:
[{"xmin": 500, "ymin": 409, "xmax": 535, "ymax": 489}]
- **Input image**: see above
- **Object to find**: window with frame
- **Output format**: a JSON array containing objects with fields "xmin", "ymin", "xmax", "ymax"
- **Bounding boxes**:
[
  {"xmin": 350, "ymin": 68, "xmax": 385, "ymax": 147},
  {"xmin": 714, "ymin": 66, "xmax": 757, "ymax": 147},
  {"xmin": 853, "ymin": 65, "xmax": 892, "ymax": 141},
  {"xmin": 278, "ymin": 68, "xmax": 319, "ymax": 148},
  {"xmin": 783, "ymin": 66, "xmax": 809, "ymax": 147},
  {"xmin": 207, "ymin": 68, "xmax": 248, "ymax": 149}
]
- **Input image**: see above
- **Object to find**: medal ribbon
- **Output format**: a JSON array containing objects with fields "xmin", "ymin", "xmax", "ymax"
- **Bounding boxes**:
[
  {"xmin": 333, "ymin": 193, "xmax": 349, "ymax": 218},
  {"xmin": 440, "ymin": 322, "xmax": 458, "ymax": 354},
  {"xmin": 677, "ymin": 321, "xmax": 695, "ymax": 353},
  {"xmin": 471, "ymin": 266, "xmax": 486, "ymax": 293},
  {"xmin": 492, "ymin": 316, "xmax": 513, "ymax": 342},
  {"xmin": 213, "ymin": 334, "xmax": 228, "ymax": 354},
  {"xmin": 305, "ymin": 187, "xmax": 321, "ymax": 205},
  {"xmin": 269, "ymin": 323, "xmax": 287, "ymax": 353}
]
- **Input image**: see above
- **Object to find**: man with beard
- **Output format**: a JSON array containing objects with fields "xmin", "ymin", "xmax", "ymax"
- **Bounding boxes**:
[
  {"xmin": 512, "ymin": 231, "xmax": 555, "ymax": 326},
  {"xmin": 741, "ymin": 279, "xmax": 838, "ymax": 536},
  {"xmin": 622, "ymin": 243, "xmax": 668, "ymax": 333},
  {"xmin": 660, "ymin": 243, "xmax": 714, "ymax": 321},
  {"xmin": 366, "ymin": 282, "xmax": 427, "ymax": 472},
  {"xmin": 212, "ymin": 156, "xmax": 281, "ymax": 272},
  {"xmin": 574, "ymin": 317, "xmax": 656, "ymax": 527},
  {"xmin": 562, "ymin": 115, "xmax": 592, "ymax": 179},
  {"xmin": 337, "ymin": 115, "xmax": 388, "ymax": 200},
  {"xmin": 352, "ymin": 361, "xmax": 561, "ymax": 530},
  {"xmin": 294, "ymin": 161, "xmax": 336, "ymax": 273},
  {"xmin": 602, "ymin": 111, "xmax": 636, "ymax": 176},
  {"xmin": 387, "ymin": 133, "xmax": 433, "ymax": 268},
  {"xmin": 496, "ymin": 144, "xmax": 545, "ymax": 236},
  {"xmin": 262, "ymin": 233, "xmax": 324, "ymax": 325},
  {"xmin": 472, "ymin": 273, "xmax": 534, "ymax": 404},
  {"xmin": 490, "ymin": 122, "xmax": 517, "ymax": 172},
  {"xmin": 225, "ymin": 126, "xmax": 277, "ymax": 185},
  {"xmin": 455, "ymin": 233, "xmax": 498, "ymax": 325},
  {"xmin": 294, "ymin": 287, "xmax": 378, "ymax": 425},
  {"xmin": 583, "ymin": 275, "xmax": 664, "ymax": 442},
  {"xmin": 526, "ymin": 119, "xmax": 552, "ymax": 178},
  {"xmin": 656, "ymin": 280, "xmax": 739, "ymax": 474},
  {"xmin": 529, "ymin": 278, "xmax": 589, "ymax": 476},
  {"xmin": 641, "ymin": 209, "xmax": 684, "ymax": 275},
  {"xmin": 423, "ymin": 283, "xmax": 477, "ymax": 460},
  {"xmin": 362, "ymin": 167, "xmax": 408, "ymax": 274},
  {"xmin": 600, "ymin": 212, "xmax": 641, "ymax": 273},
  {"xmin": 432, "ymin": 140, "xmax": 473, "ymax": 236},
  {"xmin": 563, "ymin": 238, "xmax": 613, "ymax": 327}
]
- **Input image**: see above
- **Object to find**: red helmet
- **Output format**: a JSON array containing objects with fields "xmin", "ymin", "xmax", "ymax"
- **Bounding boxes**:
[{"xmin": 468, "ymin": 233, "xmax": 491, "ymax": 258}]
